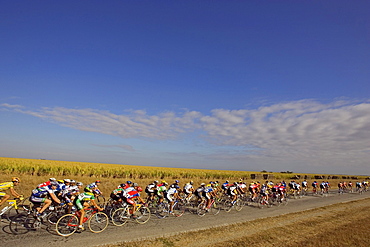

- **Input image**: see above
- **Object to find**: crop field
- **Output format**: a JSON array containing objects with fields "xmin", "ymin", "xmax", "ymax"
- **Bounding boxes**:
[{"xmin": 0, "ymin": 157, "xmax": 366, "ymax": 195}]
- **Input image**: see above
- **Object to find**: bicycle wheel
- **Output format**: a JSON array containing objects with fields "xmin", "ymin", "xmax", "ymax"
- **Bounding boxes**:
[
  {"xmin": 281, "ymin": 197, "xmax": 288, "ymax": 206},
  {"xmin": 9, "ymin": 212, "xmax": 32, "ymax": 235},
  {"xmin": 223, "ymin": 200, "xmax": 233, "ymax": 213},
  {"xmin": 96, "ymin": 195, "xmax": 106, "ymax": 208},
  {"xmin": 47, "ymin": 210, "xmax": 65, "ymax": 225},
  {"xmin": 6, "ymin": 205, "xmax": 20, "ymax": 221},
  {"xmin": 88, "ymin": 212, "xmax": 108, "ymax": 233},
  {"xmin": 172, "ymin": 202, "xmax": 185, "ymax": 217},
  {"xmin": 196, "ymin": 202, "xmax": 207, "ymax": 217},
  {"xmin": 234, "ymin": 199, "xmax": 243, "ymax": 211},
  {"xmin": 111, "ymin": 208, "xmax": 129, "ymax": 226},
  {"xmin": 55, "ymin": 214, "xmax": 78, "ymax": 237},
  {"xmin": 155, "ymin": 203, "xmax": 168, "ymax": 219},
  {"xmin": 135, "ymin": 206, "xmax": 151, "ymax": 224},
  {"xmin": 210, "ymin": 202, "xmax": 220, "ymax": 215}
]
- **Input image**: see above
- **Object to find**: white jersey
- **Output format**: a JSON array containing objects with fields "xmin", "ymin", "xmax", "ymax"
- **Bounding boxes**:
[{"xmin": 184, "ymin": 183, "xmax": 193, "ymax": 193}]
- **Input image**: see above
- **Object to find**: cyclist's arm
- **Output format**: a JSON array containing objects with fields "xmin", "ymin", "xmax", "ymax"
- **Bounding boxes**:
[
  {"xmin": 49, "ymin": 192, "xmax": 61, "ymax": 204},
  {"xmin": 9, "ymin": 187, "xmax": 22, "ymax": 198}
]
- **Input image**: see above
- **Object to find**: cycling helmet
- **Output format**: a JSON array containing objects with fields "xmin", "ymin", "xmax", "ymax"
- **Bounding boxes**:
[
  {"xmin": 161, "ymin": 180, "xmax": 167, "ymax": 184},
  {"xmin": 190, "ymin": 181, "xmax": 194, "ymax": 185},
  {"xmin": 95, "ymin": 180, "xmax": 101, "ymax": 183},
  {"xmin": 120, "ymin": 183, "xmax": 126, "ymax": 188},
  {"xmin": 126, "ymin": 181, "xmax": 132, "ymax": 184},
  {"xmin": 133, "ymin": 183, "xmax": 139, "ymax": 187},
  {"xmin": 64, "ymin": 179, "xmax": 71, "ymax": 183},
  {"xmin": 76, "ymin": 182, "xmax": 83, "ymax": 186},
  {"xmin": 226, "ymin": 180, "xmax": 229, "ymax": 183},
  {"xmin": 200, "ymin": 183, "xmax": 206, "ymax": 186},
  {"xmin": 57, "ymin": 180, "xmax": 64, "ymax": 183},
  {"xmin": 175, "ymin": 180, "xmax": 179, "ymax": 183},
  {"xmin": 12, "ymin": 177, "xmax": 20, "ymax": 183},
  {"xmin": 154, "ymin": 180, "xmax": 159, "ymax": 184},
  {"xmin": 70, "ymin": 179, "xmax": 76, "ymax": 183},
  {"xmin": 49, "ymin": 178, "xmax": 56, "ymax": 182},
  {"xmin": 137, "ymin": 186, "xmax": 143, "ymax": 192}
]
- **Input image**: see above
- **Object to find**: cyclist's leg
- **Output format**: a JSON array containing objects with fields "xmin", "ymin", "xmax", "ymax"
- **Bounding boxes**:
[{"xmin": 0, "ymin": 192, "xmax": 10, "ymax": 207}]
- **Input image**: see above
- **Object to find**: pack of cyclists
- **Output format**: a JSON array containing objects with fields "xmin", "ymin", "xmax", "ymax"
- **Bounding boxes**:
[{"xmin": 1, "ymin": 176, "xmax": 369, "ymax": 233}]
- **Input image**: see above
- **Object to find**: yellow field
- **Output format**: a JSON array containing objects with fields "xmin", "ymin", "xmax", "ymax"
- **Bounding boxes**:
[{"xmin": 0, "ymin": 157, "xmax": 366, "ymax": 196}]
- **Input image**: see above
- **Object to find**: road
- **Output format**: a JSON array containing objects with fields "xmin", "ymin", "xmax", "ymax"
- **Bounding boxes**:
[{"xmin": 2, "ymin": 191, "xmax": 370, "ymax": 247}]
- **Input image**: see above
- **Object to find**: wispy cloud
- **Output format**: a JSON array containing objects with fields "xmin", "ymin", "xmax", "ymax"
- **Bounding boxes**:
[
  {"xmin": 91, "ymin": 144, "xmax": 135, "ymax": 152},
  {"xmin": 2, "ymin": 99, "xmax": 370, "ymax": 170}
]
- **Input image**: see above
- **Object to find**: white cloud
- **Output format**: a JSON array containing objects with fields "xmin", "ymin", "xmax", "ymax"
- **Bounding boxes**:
[{"xmin": 1, "ymin": 99, "xmax": 370, "ymax": 172}]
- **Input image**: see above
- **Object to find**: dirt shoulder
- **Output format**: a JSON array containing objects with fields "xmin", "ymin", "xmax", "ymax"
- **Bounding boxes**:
[{"xmin": 114, "ymin": 196, "xmax": 370, "ymax": 247}]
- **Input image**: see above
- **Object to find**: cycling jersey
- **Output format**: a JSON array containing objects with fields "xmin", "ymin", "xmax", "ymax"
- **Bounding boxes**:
[
  {"xmin": 183, "ymin": 184, "xmax": 193, "ymax": 194},
  {"xmin": 157, "ymin": 185, "xmax": 167, "ymax": 195},
  {"xmin": 227, "ymin": 185, "xmax": 238, "ymax": 196},
  {"xmin": 74, "ymin": 192, "xmax": 95, "ymax": 210},
  {"xmin": 0, "ymin": 182, "xmax": 14, "ymax": 196},
  {"xmin": 146, "ymin": 183, "xmax": 157, "ymax": 193},
  {"xmin": 0, "ymin": 182, "xmax": 14, "ymax": 191},
  {"xmin": 30, "ymin": 185, "xmax": 56, "ymax": 203}
]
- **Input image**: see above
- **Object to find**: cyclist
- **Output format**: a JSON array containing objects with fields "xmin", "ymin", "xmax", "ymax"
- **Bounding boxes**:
[
  {"xmin": 122, "ymin": 183, "xmax": 146, "ymax": 217},
  {"xmin": 0, "ymin": 177, "xmax": 22, "ymax": 207},
  {"xmin": 227, "ymin": 182, "xmax": 239, "ymax": 203},
  {"xmin": 183, "ymin": 181, "xmax": 194, "ymax": 202},
  {"xmin": 249, "ymin": 182, "xmax": 259, "ymax": 201},
  {"xmin": 30, "ymin": 181, "xmax": 61, "ymax": 218},
  {"xmin": 195, "ymin": 183, "xmax": 206, "ymax": 203},
  {"xmin": 64, "ymin": 181, "xmax": 82, "ymax": 214},
  {"xmin": 277, "ymin": 182, "xmax": 286, "ymax": 201},
  {"xmin": 74, "ymin": 188, "xmax": 104, "ymax": 230},
  {"xmin": 202, "ymin": 182, "xmax": 218, "ymax": 210},
  {"xmin": 356, "ymin": 181, "xmax": 362, "ymax": 192},
  {"xmin": 222, "ymin": 180, "xmax": 230, "ymax": 193},
  {"xmin": 156, "ymin": 181, "xmax": 168, "ymax": 204},
  {"xmin": 312, "ymin": 181, "xmax": 318, "ymax": 194},
  {"xmin": 302, "ymin": 180, "xmax": 308, "ymax": 194},
  {"xmin": 166, "ymin": 184, "xmax": 181, "ymax": 214},
  {"xmin": 293, "ymin": 181, "xmax": 301, "ymax": 196},
  {"xmin": 259, "ymin": 183, "xmax": 270, "ymax": 204},
  {"xmin": 338, "ymin": 181, "xmax": 344, "ymax": 194},
  {"xmin": 110, "ymin": 186, "xmax": 125, "ymax": 203},
  {"xmin": 85, "ymin": 180, "xmax": 103, "ymax": 199},
  {"xmin": 145, "ymin": 181, "xmax": 158, "ymax": 203}
]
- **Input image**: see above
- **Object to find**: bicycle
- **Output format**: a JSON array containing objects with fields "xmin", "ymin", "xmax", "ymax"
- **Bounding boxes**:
[
  {"xmin": 111, "ymin": 203, "xmax": 151, "ymax": 226},
  {"xmin": 270, "ymin": 192, "xmax": 288, "ymax": 206},
  {"xmin": 0, "ymin": 197, "xmax": 27, "ymax": 221},
  {"xmin": 9, "ymin": 203, "xmax": 47, "ymax": 235},
  {"xmin": 55, "ymin": 207, "xmax": 108, "ymax": 237},
  {"xmin": 197, "ymin": 198, "xmax": 221, "ymax": 217},
  {"xmin": 155, "ymin": 200, "xmax": 185, "ymax": 219},
  {"xmin": 223, "ymin": 197, "xmax": 243, "ymax": 212},
  {"xmin": 256, "ymin": 194, "xmax": 273, "ymax": 209}
]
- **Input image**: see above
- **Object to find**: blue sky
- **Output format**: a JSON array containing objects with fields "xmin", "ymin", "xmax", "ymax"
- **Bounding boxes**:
[{"xmin": 1, "ymin": 1, "xmax": 369, "ymax": 174}]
